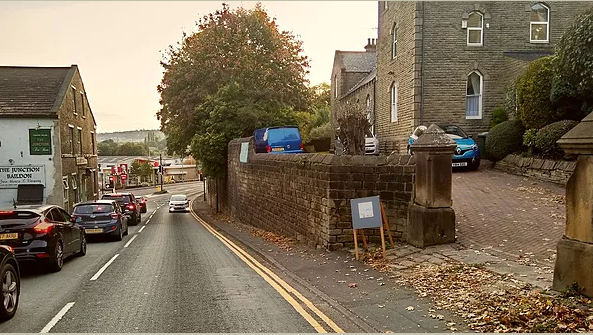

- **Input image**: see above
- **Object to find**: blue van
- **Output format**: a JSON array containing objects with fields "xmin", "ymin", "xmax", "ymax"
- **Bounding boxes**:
[{"xmin": 253, "ymin": 126, "xmax": 304, "ymax": 154}]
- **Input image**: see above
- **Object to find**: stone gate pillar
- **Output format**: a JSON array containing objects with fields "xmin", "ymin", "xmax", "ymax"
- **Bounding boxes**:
[
  {"xmin": 407, "ymin": 124, "xmax": 457, "ymax": 248},
  {"xmin": 553, "ymin": 113, "xmax": 593, "ymax": 296}
]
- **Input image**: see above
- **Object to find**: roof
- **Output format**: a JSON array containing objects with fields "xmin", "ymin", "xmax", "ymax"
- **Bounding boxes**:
[
  {"xmin": 335, "ymin": 51, "xmax": 376, "ymax": 73},
  {"xmin": 74, "ymin": 200, "xmax": 117, "ymax": 206},
  {"xmin": 0, "ymin": 65, "xmax": 76, "ymax": 117},
  {"xmin": 342, "ymin": 67, "xmax": 377, "ymax": 98},
  {"xmin": 1, "ymin": 204, "xmax": 54, "ymax": 212},
  {"xmin": 503, "ymin": 50, "xmax": 554, "ymax": 61}
]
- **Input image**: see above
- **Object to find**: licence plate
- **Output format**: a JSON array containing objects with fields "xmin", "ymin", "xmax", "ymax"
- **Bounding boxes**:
[
  {"xmin": 85, "ymin": 228, "xmax": 103, "ymax": 234},
  {"xmin": 0, "ymin": 233, "xmax": 18, "ymax": 240},
  {"xmin": 452, "ymin": 162, "xmax": 468, "ymax": 167},
  {"xmin": 272, "ymin": 147, "xmax": 284, "ymax": 152}
]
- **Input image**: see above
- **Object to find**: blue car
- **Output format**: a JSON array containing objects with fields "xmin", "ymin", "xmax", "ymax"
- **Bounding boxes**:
[
  {"xmin": 407, "ymin": 124, "xmax": 480, "ymax": 170},
  {"xmin": 253, "ymin": 126, "xmax": 304, "ymax": 154}
]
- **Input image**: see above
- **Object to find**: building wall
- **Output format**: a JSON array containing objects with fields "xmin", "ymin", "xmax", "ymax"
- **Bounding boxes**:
[
  {"xmin": 0, "ymin": 118, "xmax": 62, "ymax": 209},
  {"xmin": 57, "ymin": 68, "xmax": 99, "ymax": 212},
  {"xmin": 420, "ymin": 1, "xmax": 593, "ymax": 136},
  {"xmin": 376, "ymin": 1, "xmax": 419, "ymax": 153},
  {"xmin": 338, "ymin": 80, "xmax": 377, "ymax": 134}
]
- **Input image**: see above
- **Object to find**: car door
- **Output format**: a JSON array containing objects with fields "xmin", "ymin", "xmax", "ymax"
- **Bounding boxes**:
[
  {"xmin": 114, "ymin": 202, "xmax": 126, "ymax": 231},
  {"xmin": 59, "ymin": 208, "xmax": 80, "ymax": 255},
  {"xmin": 46, "ymin": 208, "xmax": 72, "ymax": 254}
]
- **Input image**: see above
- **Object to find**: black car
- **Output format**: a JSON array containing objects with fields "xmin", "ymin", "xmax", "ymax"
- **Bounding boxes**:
[
  {"xmin": 0, "ymin": 245, "xmax": 19, "ymax": 322},
  {"xmin": 72, "ymin": 200, "xmax": 129, "ymax": 241},
  {"xmin": 101, "ymin": 193, "xmax": 141, "ymax": 225},
  {"xmin": 0, "ymin": 205, "xmax": 86, "ymax": 272}
]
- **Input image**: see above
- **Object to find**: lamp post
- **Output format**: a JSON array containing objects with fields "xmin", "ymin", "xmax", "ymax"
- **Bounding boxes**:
[{"xmin": 159, "ymin": 152, "xmax": 164, "ymax": 192}]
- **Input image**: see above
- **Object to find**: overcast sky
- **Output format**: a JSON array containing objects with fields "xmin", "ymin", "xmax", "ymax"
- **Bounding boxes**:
[{"xmin": 0, "ymin": 1, "xmax": 377, "ymax": 133}]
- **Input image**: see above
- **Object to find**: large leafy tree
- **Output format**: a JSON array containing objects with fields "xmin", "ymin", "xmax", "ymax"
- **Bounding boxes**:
[{"xmin": 157, "ymin": 3, "xmax": 311, "ymax": 176}]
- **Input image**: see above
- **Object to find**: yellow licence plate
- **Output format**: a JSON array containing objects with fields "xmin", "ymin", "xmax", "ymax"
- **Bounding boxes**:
[
  {"xmin": 0, "ymin": 233, "xmax": 18, "ymax": 240},
  {"xmin": 272, "ymin": 147, "xmax": 284, "ymax": 152},
  {"xmin": 85, "ymin": 228, "xmax": 103, "ymax": 234}
]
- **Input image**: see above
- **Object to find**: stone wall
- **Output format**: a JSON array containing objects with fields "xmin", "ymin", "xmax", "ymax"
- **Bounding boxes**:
[
  {"xmin": 495, "ymin": 154, "xmax": 576, "ymax": 186},
  {"xmin": 208, "ymin": 137, "xmax": 415, "ymax": 250}
]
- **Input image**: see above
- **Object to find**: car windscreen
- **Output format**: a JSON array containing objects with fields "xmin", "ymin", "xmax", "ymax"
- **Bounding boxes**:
[
  {"xmin": 102, "ymin": 195, "xmax": 131, "ymax": 204},
  {"xmin": 440, "ymin": 126, "xmax": 468, "ymax": 139},
  {"xmin": 170, "ymin": 195, "xmax": 186, "ymax": 201},
  {"xmin": 73, "ymin": 204, "xmax": 114, "ymax": 214},
  {"xmin": 0, "ymin": 210, "xmax": 40, "ymax": 225},
  {"xmin": 266, "ymin": 128, "xmax": 300, "ymax": 143}
]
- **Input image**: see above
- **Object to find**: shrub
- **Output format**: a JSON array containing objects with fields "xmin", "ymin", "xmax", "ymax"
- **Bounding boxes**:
[
  {"xmin": 485, "ymin": 120, "xmax": 525, "ymax": 162},
  {"xmin": 308, "ymin": 122, "xmax": 332, "ymax": 141},
  {"xmin": 503, "ymin": 80, "xmax": 519, "ymax": 120},
  {"xmin": 516, "ymin": 56, "xmax": 560, "ymax": 129},
  {"xmin": 523, "ymin": 128, "xmax": 538, "ymax": 148},
  {"xmin": 533, "ymin": 120, "xmax": 579, "ymax": 156},
  {"xmin": 490, "ymin": 106, "xmax": 508, "ymax": 129}
]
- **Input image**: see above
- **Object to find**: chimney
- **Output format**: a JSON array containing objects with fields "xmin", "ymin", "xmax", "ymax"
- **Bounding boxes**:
[{"xmin": 364, "ymin": 38, "xmax": 376, "ymax": 52}]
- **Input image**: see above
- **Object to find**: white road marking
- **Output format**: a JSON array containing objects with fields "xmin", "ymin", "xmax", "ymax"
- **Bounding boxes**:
[
  {"xmin": 124, "ymin": 235, "xmax": 138, "ymax": 248},
  {"xmin": 40, "ymin": 302, "xmax": 75, "ymax": 333},
  {"xmin": 90, "ymin": 254, "xmax": 119, "ymax": 281},
  {"xmin": 138, "ymin": 226, "xmax": 146, "ymax": 233},
  {"xmin": 145, "ymin": 219, "xmax": 150, "ymax": 224}
]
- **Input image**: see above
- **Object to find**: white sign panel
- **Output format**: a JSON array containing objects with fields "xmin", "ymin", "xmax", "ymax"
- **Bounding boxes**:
[
  {"xmin": 0, "ymin": 165, "xmax": 46, "ymax": 188},
  {"xmin": 357, "ymin": 201, "xmax": 374, "ymax": 219},
  {"xmin": 239, "ymin": 142, "xmax": 249, "ymax": 163}
]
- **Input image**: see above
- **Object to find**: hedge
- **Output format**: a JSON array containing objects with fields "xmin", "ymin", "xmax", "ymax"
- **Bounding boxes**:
[
  {"xmin": 533, "ymin": 120, "xmax": 579, "ymax": 156},
  {"xmin": 486, "ymin": 120, "xmax": 525, "ymax": 162},
  {"xmin": 516, "ymin": 56, "xmax": 560, "ymax": 129}
]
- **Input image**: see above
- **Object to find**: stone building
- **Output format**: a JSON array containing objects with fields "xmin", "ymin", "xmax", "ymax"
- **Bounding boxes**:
[
  {"xmin": 332, "ymin": 1, "xmax": 593, "ymax": 154},
  {"xmin": 0, "ymin": 65, "xmax": 99, "ymax": 212}
]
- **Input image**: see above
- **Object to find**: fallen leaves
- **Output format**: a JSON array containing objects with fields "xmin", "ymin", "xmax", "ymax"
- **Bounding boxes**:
[
  {"xmin": 249, "ymin": 230, "xmax": 293, "ymax": 251},
  {"xmin": 348, "ymin": 283, "xmax": 357, "ymax": 288}
]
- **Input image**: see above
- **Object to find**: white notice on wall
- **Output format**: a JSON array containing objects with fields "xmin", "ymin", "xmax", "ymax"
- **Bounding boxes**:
[{"xmin": 358, "ymin": 201, "xmax": 374, "ymax": 219}]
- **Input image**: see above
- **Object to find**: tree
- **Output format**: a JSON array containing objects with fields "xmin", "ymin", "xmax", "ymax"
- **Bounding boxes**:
[
  {"xmin": 157, "ymin": 2, "xmax": 311, "ymax": 173},
  {"xmin": 97, "ymin": 139, "xmax": 119, "ymax": 156},
  {"xmin": 130, "ymin": 160, "xmax": 154, "ymax": 180},
  {"xmin": 335, "ymin": 102, "xmax": 370, "ymax": 155},
  {"xmin": 551, "ymin": 6, "xmax": 593, "ymax": 119},
  {"xmin": 516, "ymin": 56, "xmax": 557, "ymax": 129},
  {"xmin": 115, "ymin": 142, "xmax": 149, "ymax": 156}
]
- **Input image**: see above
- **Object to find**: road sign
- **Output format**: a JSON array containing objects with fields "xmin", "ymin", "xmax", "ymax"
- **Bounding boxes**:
[{"xmin": 120, "ymin": 173, "xmax": 127, "ymax": 181}]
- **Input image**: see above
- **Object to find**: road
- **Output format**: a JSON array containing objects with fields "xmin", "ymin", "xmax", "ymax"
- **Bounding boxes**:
[{"xmin": 0, "ymin": 182, "xmax": 330, "ymax": 333}]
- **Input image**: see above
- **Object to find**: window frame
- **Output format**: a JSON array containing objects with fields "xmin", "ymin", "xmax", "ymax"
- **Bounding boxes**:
[
  {"xmin": 71, "ymin": 86, "xmax": 78, "ymax": 115},
  {"xmin": 530, "ymin": 3, "xmax": 550, "ymax": 43},
  {"xmin": 68, "ymin": 125, "xmax": 75, "ymax": 154},
  {"xmin": 390, "ymin": 82, "xmax": 398, "ymax": 123},
  {"xmin": 334, "ymin": 75, "xmax": 338, "ymax": 99},
  {"xmin": 80, "ymin": 92, "xmax": 86, "ymax": 117},
  {"xmin": 78, "ymin": 128, "xmax": 83, "ymax": 154},
  {"xmin": 465, "ymin": 71, "xmax": 484, "ymax": 120},
  {"xmin": 467, "ymin": 11, "xmax": 484, "ymax": 46},
  {"xmin": 366, "ymin": 95, "xmax": 374, "ymax": 135},
  {"xmin": 391, "ymin": 24, "xmax": 398, "ymax": 59}
]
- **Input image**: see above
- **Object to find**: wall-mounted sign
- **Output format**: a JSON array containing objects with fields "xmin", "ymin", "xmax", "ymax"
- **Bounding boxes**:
[
  {"xmin": 76, "ymin": 157, "xmax": 88, "ymax": 166},
  {"xmin": 239, "ymin": 142, "xmax": 249, "ymax": 163},
  {"xmin": 29, "ymin": 129, "xmax": 52, "ymax": 155},
  {"xmin": 350, "ymin": 195, "xmax": 382, "ymax": 229},
  {"xmin": 0, "ymin": 165, "xmax": 46, "ymax": 188}
]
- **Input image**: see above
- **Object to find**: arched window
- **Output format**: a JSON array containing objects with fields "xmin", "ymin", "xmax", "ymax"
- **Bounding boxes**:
[
  {"xmin": 530, "ymin": 3, "xmax": 549, "ymax": 43},
  {"xmin": 467, "ymin": 12, "xmax": 483, "ymax": 46},
  {"xmin": 366, "ymin": 95, "xmax": 374, "ymax": 135},
  {"xmin": 466, "ymin": 71, "xmax": 483, "ymax": 119},
  {"xmin": 391, "ymin": 24, "xmax": 398, "ymax": 59},
  {"xmin": 390, "ymin": 82, "xmax": 398, "ymax": 122}
]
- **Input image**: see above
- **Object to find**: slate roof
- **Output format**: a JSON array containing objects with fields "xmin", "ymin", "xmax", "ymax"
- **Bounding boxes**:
[
  {"xmin": 336, "ymin": 51, "xmax": 376, "ymax": 73},
  {"xmin": 0, "ymin": 65, "xmax": 75, "ymax": 117},
  {"xmin": 343, "ymin": 66, "xmax": 377, "ymax": 98}
]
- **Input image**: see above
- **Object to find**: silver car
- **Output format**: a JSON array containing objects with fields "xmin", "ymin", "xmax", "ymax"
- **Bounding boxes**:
[
  {"xmin": 334, "ymin": 129, "xmax": 380, "ymax": 156},
  {"xmin": 168, "ymin": 194, "xmax": 189, "ymax": 213}
]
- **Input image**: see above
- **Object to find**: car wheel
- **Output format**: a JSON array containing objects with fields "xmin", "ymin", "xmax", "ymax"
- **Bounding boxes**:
[
  {"xmin": 76, "ymin": 233, "xmax": 87, "ymax": 257},
  {"xmin": 48, "ymin": 241, "xmax": 64, "ymax": 273},
  {"xmin": 0, "ymin": 263, "xmax": 19, "ymax": 322},
  {"xmin": 470, "ymin": 159, "xmax": 481, "ymax": 171},
  {"xmin": 137, "ymin": 214, "xmax": 141, "ymax": 223},
  {"xmin": 115, "ymin": 225, "xmax": 123, "ymax": 241},
  {"xmin": 123, "ymin": 224, "xmax": 129, "ymax": 236}
]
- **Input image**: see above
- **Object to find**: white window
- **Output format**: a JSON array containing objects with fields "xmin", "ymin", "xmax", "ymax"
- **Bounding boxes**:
[
  {"xmin": 466, "ymin": 71, "xmax": 483, "ymax": 119},
  {"xmin": 467, "ymin": 12, "xmax": 483, "ymax": 46},
  {"xmin": 530, "ymin": 3, "xmax": 549, "ymax": 43},
  {"xmin": 391, "ymin": 24, "xmax": 398, "ymax": 59},
  {"xmin": 334, "ymin": 75, "xmax": 338, "ymax": 98},
  {"xmin": 390, "ymin": 82, "xmax": 398, "ymax": 123},
  {"xmin": 366, "ymin": 95, "xmax": 374, "ymax": 135}
]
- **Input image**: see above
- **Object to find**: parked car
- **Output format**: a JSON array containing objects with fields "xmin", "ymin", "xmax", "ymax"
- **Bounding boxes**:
[
  {"xmin": 101, "ymin": 193, "xmax": 141, "ymax": 224},
  {"xmin": 0, "ymin": 205, "xmax": 86, "ymax": 272},
  {"xmin": 168, "ymin": 194, "xmax": 189, "ymax": 213},
  {"xmin": 407, "ymin": 124, "xmax": 481, "ymax": 170},
  {"xmin": 71, "ymin": 200, "xmax": 129, "ymax": 241},
  {"xmin": 0, "ymin": 244, "xmax": 19, "ymax": 321},
  {"xmin": 334, "ymin": 128, "xmax": 380, "ymax": 156},
  {"xmin": 253, "ymin": 126, "xmax": 304, "ymax": 154},
  {"xmin": 137, "ymin": 196, "xmax": 147, "ymax": 213}
]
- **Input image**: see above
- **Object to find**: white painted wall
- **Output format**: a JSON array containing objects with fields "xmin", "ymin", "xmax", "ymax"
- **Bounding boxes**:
[{"xmin": 0, "ymin": 118, "xmax": 62, "ymax": 209}]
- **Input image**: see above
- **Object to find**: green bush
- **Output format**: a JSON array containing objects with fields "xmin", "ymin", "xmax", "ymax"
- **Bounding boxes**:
[
  {"xmin": 485, "ymin": 120, "xmax": 525, "ymax": 162},
  {"xmin": 523, "ymin": 129, "xmax": 538, "ymax": 148},
  {"xmin": 308, "ymin": 122, "xmax": 332, "ymax": 141},
  {"xmin": 516, "ymin": 56, "xmax": 560, "ymax": 129},
  {"xmin": 533, "ymin": 120, "xmax": 579, "ymax": 156},
  {"xmin": 490, "ymin": 106, "xmax": 508, "ymax": 129}
]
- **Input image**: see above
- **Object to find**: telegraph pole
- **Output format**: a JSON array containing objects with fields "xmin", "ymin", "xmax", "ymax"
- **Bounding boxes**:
[{"xmin": 159, "ymin": 153, "xmax": 164, "ymax": 192}]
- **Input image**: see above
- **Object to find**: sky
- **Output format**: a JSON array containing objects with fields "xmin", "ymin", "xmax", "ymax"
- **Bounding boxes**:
[{"xmin": 0, "ymin": 1, "xmax": 377, "ymax": 133}]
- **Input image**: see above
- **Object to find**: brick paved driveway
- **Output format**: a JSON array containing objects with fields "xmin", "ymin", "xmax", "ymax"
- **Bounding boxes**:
[{"xmin": 452, "ymin": 165, "xmax": 566, "ymax": 267}]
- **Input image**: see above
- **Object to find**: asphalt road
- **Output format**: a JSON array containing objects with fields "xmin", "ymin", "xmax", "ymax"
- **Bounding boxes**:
[{"xmin": 0, "ymin": 182, "xmax": 316, "ymax": 332}]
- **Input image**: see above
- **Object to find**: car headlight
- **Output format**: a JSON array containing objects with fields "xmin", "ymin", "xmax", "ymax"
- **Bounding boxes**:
[{"xmin": 472, "ymin": 144, "xmax": 478, "ymax": 151}]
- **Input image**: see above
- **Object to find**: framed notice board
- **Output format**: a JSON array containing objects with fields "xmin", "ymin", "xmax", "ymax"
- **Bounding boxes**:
[{"xmin": 29, "ymin": 129, "xmax": 52, "ymax": 155}]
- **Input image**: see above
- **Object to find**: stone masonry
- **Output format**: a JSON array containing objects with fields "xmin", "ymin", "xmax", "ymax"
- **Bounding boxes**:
[{"xmin": 208, "ymin": 138, "xmax": 415, "ymax": 250}]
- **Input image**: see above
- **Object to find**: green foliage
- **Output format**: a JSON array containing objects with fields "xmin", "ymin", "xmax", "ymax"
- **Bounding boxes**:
[
  {"xmin": 97, "ymin": 140, "xmax": 148, "ymax": 156},
  {"xmin": 157, "ymin": 3, "xmax": 311, "ymax": 167},
  {"xmin": 485, "ymin": 120, "xmax": 525, "ymax": 162},
  {"xmin": 130, "ymin": 160, "xmax": 154, "ymax": 179},
  {"xmin": 551, "ymin": 7, "xmax": 593, "ymax": 119},
  {"xmin": 503, "ymin": 80, "xmax": 519, "ymax": 120},
  {"xmin": 533, "ymin": 120, "xmax": 579, "ymax": 157},
  {"xmin": 522, "ymin": 128, "xmax": 538, "ymax": 148},
  {"xmin": 490, "ymin": 106, "xmax": 508, "ymax": 129},
  {"xmin": 308, "ymin": 122, "xmax": 332, "ymax": 141},
  {"xmin": 97, "ymin": 139, "xmax": 118, "ymax": 156},
  {"xmin": 516, "ymin": 56, "xmax": 559, "ymax": 129}
]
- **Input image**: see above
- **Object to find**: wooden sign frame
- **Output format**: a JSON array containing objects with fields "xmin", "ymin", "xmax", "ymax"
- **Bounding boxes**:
[{"xmin": 353, "ymin": 201, "xmax": 395, "ymax": 260}]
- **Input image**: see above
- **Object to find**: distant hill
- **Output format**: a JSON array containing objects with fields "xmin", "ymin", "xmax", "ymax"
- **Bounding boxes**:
[{"xmin": 97, "ymin": 129, "xmax": 165, "ymax": 143}]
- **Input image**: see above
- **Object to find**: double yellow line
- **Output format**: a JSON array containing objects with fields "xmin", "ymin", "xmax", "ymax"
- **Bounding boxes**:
[{"xmin": 189, "ymin": 199, "xmax": 344, "ymax": 333}]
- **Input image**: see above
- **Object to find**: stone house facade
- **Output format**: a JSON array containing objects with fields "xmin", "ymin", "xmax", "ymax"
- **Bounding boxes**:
[
  {"xmin": 332, "ymin": 1, "xmax": 593, "ymax": 154},
  {"xmin": 0, "ymin": 65, "xmax": 99, "ymax": 212}
]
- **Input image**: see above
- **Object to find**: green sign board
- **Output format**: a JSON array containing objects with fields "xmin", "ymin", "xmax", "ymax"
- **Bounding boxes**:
[{"xmin": 29, "ymin": 129, "xmax": 52, "ymax": 155}]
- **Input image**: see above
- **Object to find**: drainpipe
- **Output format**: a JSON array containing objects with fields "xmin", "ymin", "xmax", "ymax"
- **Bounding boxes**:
[{"xmin": 420, "ymin": 2, "xmax": 425, "ymax": 126}]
